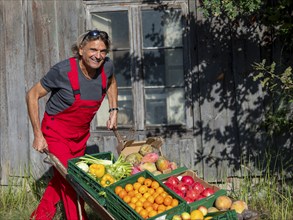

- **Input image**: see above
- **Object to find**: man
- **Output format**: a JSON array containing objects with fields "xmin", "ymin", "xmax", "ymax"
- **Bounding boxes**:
[{"xmin": 26, "ymin": 29, "xmax": 118, "ymax": 220}]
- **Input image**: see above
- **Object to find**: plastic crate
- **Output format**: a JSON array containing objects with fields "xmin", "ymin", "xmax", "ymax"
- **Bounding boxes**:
[
  {"xmin": 67, "ymin": 151, "xmax": 115, "ymax": 206},
  {"xmin": 157, "ymin": 167, "xmax": 227, "ymax": 212},
  {"xmin": 205, "ymin": 210, "xmax": 238, "ymax": 220},
  {"xmin": 106, "ymin": 170, "xmax": 187, "ymax": 220}
]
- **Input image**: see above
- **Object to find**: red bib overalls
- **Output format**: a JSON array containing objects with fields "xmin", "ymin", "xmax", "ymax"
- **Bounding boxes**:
[{"xmin": 31, "ymin": 57, "xmax": 107, "ymax": 220}]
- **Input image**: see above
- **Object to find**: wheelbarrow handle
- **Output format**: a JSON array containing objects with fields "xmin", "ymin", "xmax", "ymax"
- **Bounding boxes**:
[{"xmin": 43, "ymin": 149, "xmax": 68, "ymax": 178}]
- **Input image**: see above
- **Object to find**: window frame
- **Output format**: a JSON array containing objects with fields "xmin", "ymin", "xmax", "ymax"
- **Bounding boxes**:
[{"xmin": 84, "ymin": 1, "xmax": 193, "ymax": 132}]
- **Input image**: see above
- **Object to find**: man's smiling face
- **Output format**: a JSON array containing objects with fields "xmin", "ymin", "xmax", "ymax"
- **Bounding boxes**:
[{"xmin": 79, "ymin": 39, "xmax": 107, "ymax": 70}]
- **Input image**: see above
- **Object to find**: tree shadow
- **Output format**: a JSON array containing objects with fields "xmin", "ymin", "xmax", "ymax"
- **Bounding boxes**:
[{"xmin": 113, "ymin": 2, "xmax": 292, "ymax": 178}]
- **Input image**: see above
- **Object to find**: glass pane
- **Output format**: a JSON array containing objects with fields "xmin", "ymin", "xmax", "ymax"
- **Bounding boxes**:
[
  {"xmin": 93, "ymin": 11, "xmax": 133, "ymax": 127},
  {"xmin": 144, "ymin": 48, "xmax": 184, "ymax": 87},
  {"xmin": 92, "ymin": 11, "xmax": 129, "ymax": 49},
  {"xmin": 145, "ymin": 88, "xmax": 167, "ymax": 124},
  {"xmin": 145, "ymin": 88, "xmax": 185, "ymax": 125},
  {"xmin": 117, "ymin": 89, "xmax": 133, "ymax": 125},
  {"xmin": 142, "ymin": 9, "xmax": 183, "ymax": 48},
  {"xmin": 112, "ymin": 51, "xmax": 131, "ymax": 87}
]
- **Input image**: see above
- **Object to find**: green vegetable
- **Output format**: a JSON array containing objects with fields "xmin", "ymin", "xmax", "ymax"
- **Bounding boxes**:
[
  {"xmin": 106, "ymin": 154, "xmax": 133, "ymax": 181},
  {"xmin": 77, "ymin": 154, "xmax": 113, "ymax": 166}
]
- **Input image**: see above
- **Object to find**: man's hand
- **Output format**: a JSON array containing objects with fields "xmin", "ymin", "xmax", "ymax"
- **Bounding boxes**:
[
  {"xmin": 32, "ymin": 135, "xmax": 48, "ymax": 153},
  {"xmin": 107, "ymin": 111, "xmax": 118, "ymax": 130}
]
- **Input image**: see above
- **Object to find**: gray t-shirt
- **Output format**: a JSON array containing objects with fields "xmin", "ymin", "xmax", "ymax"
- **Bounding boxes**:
[{"xmin": 41, "ymin": 57, "xmax": 114, "ymax": 115}]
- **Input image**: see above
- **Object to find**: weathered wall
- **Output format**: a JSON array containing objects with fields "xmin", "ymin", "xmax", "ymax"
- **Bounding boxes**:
[
  {"xmin": 0, "ymin": 0, "xmax": 85, "ymax": 185},
  {"xmin": 0, "ymin": 0, "xmax": 291, "ymax": 185}
]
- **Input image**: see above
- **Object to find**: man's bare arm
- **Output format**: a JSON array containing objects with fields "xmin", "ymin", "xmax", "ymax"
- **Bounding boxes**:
[{"xmin": 26, "ymin": 82, "xmax": 49, "ymax": 152}]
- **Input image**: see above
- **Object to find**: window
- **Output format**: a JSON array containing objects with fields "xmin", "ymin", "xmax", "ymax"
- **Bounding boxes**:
[{"xmin": 88, "ymin": 2, "xmax": 188, "ymax": 130}]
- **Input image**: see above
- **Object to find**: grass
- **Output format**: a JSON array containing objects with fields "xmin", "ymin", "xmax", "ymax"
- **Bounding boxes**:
[{"xmin": 0, "ymin": 155, "xmax": 292, "ymax": 220}]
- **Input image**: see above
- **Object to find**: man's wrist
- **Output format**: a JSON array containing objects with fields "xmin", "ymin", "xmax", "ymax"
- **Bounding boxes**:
[{"xmin": 108, "ymin": 107, "xmax": 119, "ymax": 113}]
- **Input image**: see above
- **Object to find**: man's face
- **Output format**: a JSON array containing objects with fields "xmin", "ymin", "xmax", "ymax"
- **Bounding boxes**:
[{"xmin": 79, "ymin": 39, "xmax": 108, "ymax": 69}]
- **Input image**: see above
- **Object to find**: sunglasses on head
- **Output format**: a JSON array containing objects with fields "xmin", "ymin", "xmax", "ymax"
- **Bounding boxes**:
[{"xmin": 81, "ymin": 30, "xmax": 109, "ymax": 44}]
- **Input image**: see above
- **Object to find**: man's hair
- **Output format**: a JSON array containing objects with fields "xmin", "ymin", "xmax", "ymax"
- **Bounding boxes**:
[{"xmin": 71, "ymin": 30, "xmax": 111, "ymax": 58}]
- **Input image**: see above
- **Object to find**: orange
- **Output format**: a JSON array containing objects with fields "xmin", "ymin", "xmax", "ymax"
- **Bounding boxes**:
[
  {"xmin": 165, "ymin": 205, "xmax": 173, "ymax": 210},
  {"xmin": 146, "ymin": 206, "xmax": 153, "ymax": 212},
  {"xmin": 155, "ymin": 195, "xmax": 164, "ymax": 205},
  {"xmin": 128, "ymin": 190, "xmax": 136, "ymax": 198},
  {"xmin": 148, "ymin": 188, "xmax": 155, "ymax": 195},
  {"xmin": 115, "ymin": 186, "xmax": 123, "ymax": 195},
  {"xmin": 156, "ymin": 186, "xmax": 164, "ymax": 194},
  {"xmin": 143, "ymin": 200, "xmax": 152, "ymax": 209},
  {"xmin": 118, "ymin": 189, "xmax": 127, "ymax": 199},
  {"xmin": 125, "ymin": 183, "xmax": 134, "ymax": 192},
  {"xmin": 123, "ymin": 195, "xmax": 131, "ymax": 203},
  {"xmin": 135, "ymin": 206, "xmax": 143, "ymax": 213},
  {"xmin": 138, "ymin": 185, "xmax": 148, "ymax": 194},
  {"xmin": 135, "ymin": 200, "xmax": 143, "ymax": 207},
  {"xmin": 143, "ymin": 192, "xmax": 151, "ymax": 199},
  {"xmin": 171, "ymin": 198, "xmax": 179, "ymax": 207},
  {"xmin": 157, "ymin": 204, "xmax": 166, "ymax": 212},
  {"xmin": 152, "ymin": 203, "xmax": 159, "ymax": 211},
  {"xmin": 133, "ymin": 182, "xmax": 142, "ymax": 190},
  {"xmin": 151, "ymin": 180, "xmax": 160, "ymax": 189},
  {"xmin": 139, "ymin": 209, "xmax": 148, "ymax": 219},
  {"xmin": 190, "ymin": 210, "xmax": 204, "ymax": 220},
  {"xmin": 144, "ymin": 178, "xmax": 152, "ymax": 187},
  {"xmin": 128, "ymin": 202, "xmax": 136, "ymax": 209},
  {"xmin": 152, "ymin": 192, "xmax": 159, "ymax": 199},
  {"xmin": 135, "ymin": 192, "xmax": 143, "ymax": 199},
  {"xmin": 163, "ymin": 196, "xmax": 172, "ymax": 206},
  {"xmin": 148, "ymin": 210, "xmax": 158, "ymax": 218},
  {"xmin": 131, "ymin": 197, "xmax": 139, "ymax": 204},
  {"xmin": 147, "ymin": 195, "xmax": 155, "ymax": 204},
  {"xmin": 160, "ymin": 191, "xmax": 168, "ymax": 198},
  {"xmin": 139, "ymin": 197, "xmax": 146, "ymax": 203},
  {"xmin": 137, "ymin": 176, "xmax": 145, "ymax": 184}
]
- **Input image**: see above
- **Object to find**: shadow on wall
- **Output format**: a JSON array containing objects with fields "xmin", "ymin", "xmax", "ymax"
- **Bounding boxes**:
[{"xmin": 115, "ymin": 3, "xmax": 292, "ymax": 177}]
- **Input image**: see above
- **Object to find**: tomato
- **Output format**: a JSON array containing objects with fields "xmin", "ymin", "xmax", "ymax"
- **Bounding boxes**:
[
  {"xmin": 181, "ymin": 175, "xmax": 195, "ymax": 186},
  {"xmin": 201, "ymin": 187, "xmax": 215, "ymax": 197},
  {"xmin": 192, "ymin": 182, "xmax": 205, "ymax": 194},
  {"xmin": 165, "ymin": 176, "xmax": 179, "ymax": 187}
]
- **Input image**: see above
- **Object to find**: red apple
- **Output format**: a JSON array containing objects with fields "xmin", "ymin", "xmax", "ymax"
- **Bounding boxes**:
[
  {"xmin": 186, "ymin": 189, "xmax": 200, "ymax": 201},
  {"xmin": 192, "ymin": 182, "xmax": 205, "ymax": 194},
  {"xmin": 181, "ymin": 175, "xmax": 195, "ymax": 186},
  {"xmin": 201, "ymin": 187, "xmax": 215, "ymax": 197}
]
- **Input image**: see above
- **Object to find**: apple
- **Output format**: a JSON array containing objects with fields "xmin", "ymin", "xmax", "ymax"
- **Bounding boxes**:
[
  {"xmin": 197, "ymin": 206, "xmax": 208, "ymax": 216},
  {"xmin": 172, "ymin": 215, "xmax": 182, "ymax": 220},
  {"xmin": 186, "ymin": 189, "xmax": 200, "ymax": 201},
  {"xmin": 192, "ymin": 182, "xmax": 205, "ymax": 194},
  {"xmin": 201, "ymin": 188, "xmax": 215, "ymax": 197},
  {"xmin": 184, "ymin": 196, "xmax": 194, "ymax": 203},
  {"xmin": 181, "ymin": 212, "xmax": 191, "ymax": 220},
  {"xmin": 181, "ymin": 175, "xmax": 195, "ymax": 186},
  {"xmin": 166, "ymin": 176, "xmax": 180, "ymax": 187}
]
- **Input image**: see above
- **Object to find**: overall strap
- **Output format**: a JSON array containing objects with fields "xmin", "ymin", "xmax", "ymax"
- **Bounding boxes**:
[
  {"xmin": 68, "ymin": 57, "xmax": 81, "ymax": 100},
  {"xmin": 101, "ymin": 65, "xmax": 107, "ymax": 94}
]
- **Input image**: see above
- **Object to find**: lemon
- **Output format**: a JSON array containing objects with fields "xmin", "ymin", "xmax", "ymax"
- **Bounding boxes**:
[{"xmin": 190, "ymin": 209, "xmax": 204, "ymax": 220}]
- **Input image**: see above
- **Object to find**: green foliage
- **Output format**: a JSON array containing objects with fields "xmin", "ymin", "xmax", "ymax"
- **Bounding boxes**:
[
  {"xmin": 200, "ymin": 0, "xmax": 263, "ymax": 19},
  {"xmin": 252, "ymin": 60, "xmax": 293, "ymax": 135},
  {"xmin": 200, "ymin": 0, "xmax": 293, "ymax": 48}
]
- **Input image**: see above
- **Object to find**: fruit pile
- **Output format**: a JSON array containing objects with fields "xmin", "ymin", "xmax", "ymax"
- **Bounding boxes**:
[
  {"xmin": 163, "ymin": 175, "xmax": 215, "ymax": 203},
  {"xmin": 171, "ymin": 195, "xmax": 251, "ymax": 220},
  {"xmin": 114, "ymin": 176, "xmax": 180, "ymax": 219},
  {"xmin": 125, "ymin": 144, "xmax": 178, "ymax": 176}
]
